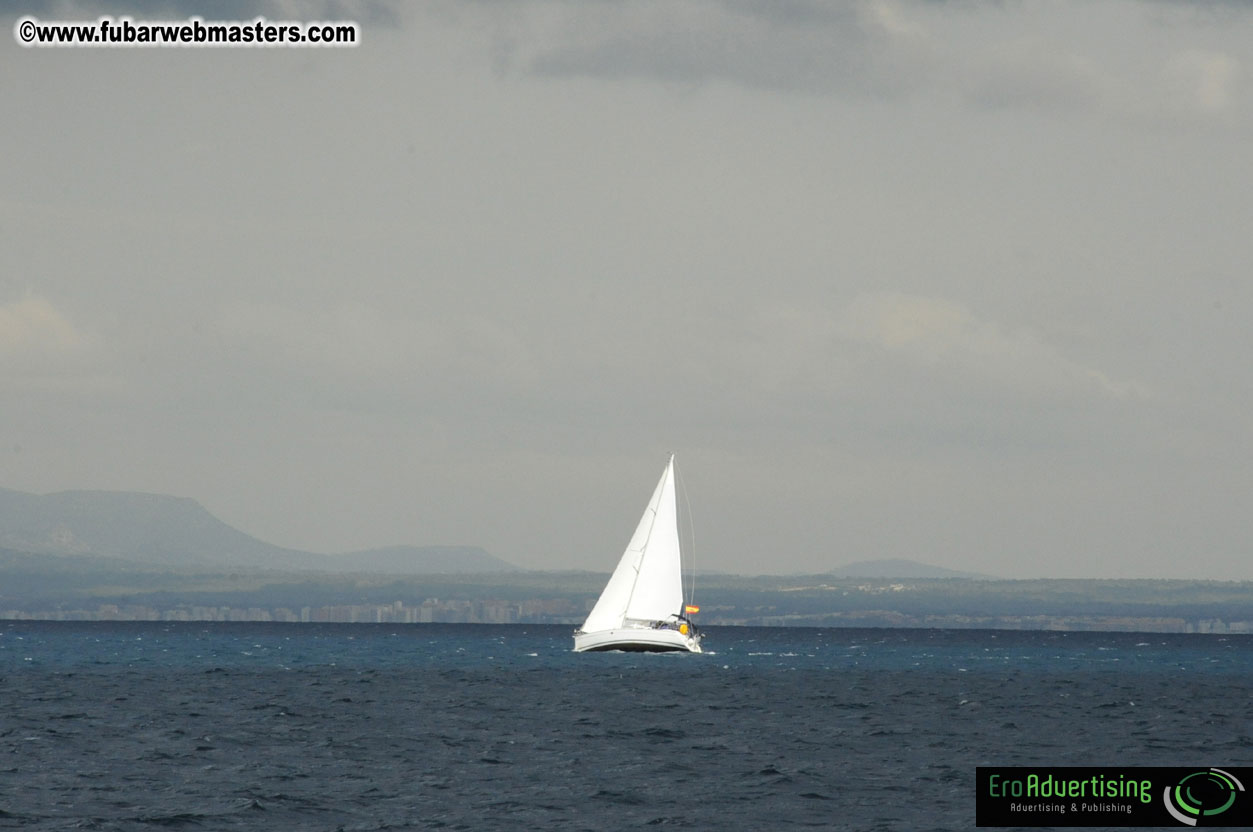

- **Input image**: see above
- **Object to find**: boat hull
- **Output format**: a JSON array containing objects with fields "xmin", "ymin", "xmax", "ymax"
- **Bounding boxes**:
[{"xmin": 573, "ymin": 626, "xmax": 702, "ymax": 654}]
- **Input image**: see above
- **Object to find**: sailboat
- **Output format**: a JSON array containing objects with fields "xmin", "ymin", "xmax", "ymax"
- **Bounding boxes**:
[{"xmin": 573, "ymin": 454, "xmax": 703, "ymax": 653}]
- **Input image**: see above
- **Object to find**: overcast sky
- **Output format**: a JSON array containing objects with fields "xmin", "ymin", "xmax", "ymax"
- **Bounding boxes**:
[{"xmin": 3, "ymin": 0, "xmax": 1251, "ymax": 579}]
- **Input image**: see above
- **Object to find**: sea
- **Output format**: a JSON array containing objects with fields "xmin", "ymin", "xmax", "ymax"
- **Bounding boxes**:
[{"xmin": 1, "ymin": 623, "xmax": 1250, "ymax": 831}]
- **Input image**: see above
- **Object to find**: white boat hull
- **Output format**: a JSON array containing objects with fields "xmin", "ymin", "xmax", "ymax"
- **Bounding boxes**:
[{"xmin": 573, "ymin": 625, "xmax": 702, "ymax": 654}]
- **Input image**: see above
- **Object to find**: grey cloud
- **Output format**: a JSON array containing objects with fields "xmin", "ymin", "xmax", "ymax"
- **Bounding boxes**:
[
  {"xmin": 474, "ymin": 0, "xmax": 1251, "ymax": 123},
  {"xmin": 525, "ymin": 1, "xmax": 920, "ymax": 98}
]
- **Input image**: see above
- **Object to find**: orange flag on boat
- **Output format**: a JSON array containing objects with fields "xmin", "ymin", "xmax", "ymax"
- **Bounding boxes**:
[{"xmin": 684, "ymin": 605, "xmax": 700, "ymax": 614}]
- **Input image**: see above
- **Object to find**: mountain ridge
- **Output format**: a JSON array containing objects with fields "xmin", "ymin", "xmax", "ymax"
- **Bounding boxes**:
[
  {"xmin": 829, "ymin": 558, "xmax": 994, "ymax": 579},
  {"xmin": 0, "ymin": 486, "xmax": 516, "ymax": 574}
]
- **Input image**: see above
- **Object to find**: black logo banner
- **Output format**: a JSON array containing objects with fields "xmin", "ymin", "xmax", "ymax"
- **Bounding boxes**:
[{"xmin": 976, "ymin": 767, "xmax": 1252, "ymax": 827}]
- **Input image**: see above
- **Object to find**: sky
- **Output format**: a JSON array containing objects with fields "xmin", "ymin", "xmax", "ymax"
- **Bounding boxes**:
[{"xmin": 2, "ymin": 0, "xmax": 1251, "ymax": 579}]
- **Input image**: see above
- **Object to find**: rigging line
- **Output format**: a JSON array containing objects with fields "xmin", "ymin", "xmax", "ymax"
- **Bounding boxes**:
[
  {"xmin": 621, "ymin": 504, "xmax": 659, "ymax": 619},
  {"xmin": 621, "ymin": 459, "xmax": 667, "ymax": 620}
]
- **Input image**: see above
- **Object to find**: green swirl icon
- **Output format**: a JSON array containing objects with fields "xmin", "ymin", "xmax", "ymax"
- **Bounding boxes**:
[{"xmin": 1164, "ymin": 768, "xmax": 1244, "ymax": 826}]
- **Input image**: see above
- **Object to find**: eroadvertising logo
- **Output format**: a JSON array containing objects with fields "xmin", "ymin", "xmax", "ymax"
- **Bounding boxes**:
[{"xmin": 976, "ymin": 767, "xmax": 1252, "ymax": 827}]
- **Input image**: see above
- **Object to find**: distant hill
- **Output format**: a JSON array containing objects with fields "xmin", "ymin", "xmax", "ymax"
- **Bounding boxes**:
[
  {"xmin": 0, "ymin": 487, "xmax": 313, "ymax": 570},
  {"xmin": 829, "ymin": 558, "xmax": 992, "ymax": 579},
  {"xmin": 330, "ymin": 546, "xmax": 518, "ymax": 574},
  {"xmin": 0, "ymin": 486, "xmax": 516, "ymax": 574}
]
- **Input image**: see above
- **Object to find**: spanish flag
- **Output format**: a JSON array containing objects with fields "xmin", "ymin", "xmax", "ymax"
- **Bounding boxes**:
[{"xmin": 684, "ymin": 604, "xmax": 700, "ymax": 615}]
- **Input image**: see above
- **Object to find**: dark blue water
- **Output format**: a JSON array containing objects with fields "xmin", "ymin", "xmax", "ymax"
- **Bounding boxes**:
[{"xmin": 2, "ymin": 623, "xmax": 1250, "ymax": 830}]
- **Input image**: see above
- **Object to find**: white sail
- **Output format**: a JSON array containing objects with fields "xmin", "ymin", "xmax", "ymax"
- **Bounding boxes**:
[
  {"xmin": 580, "ymin": 455, "xmax": 685, "ymax": 634},
  {"xmin": 623, "ymin": 458, "xmax": 682, "ymax": 621}
]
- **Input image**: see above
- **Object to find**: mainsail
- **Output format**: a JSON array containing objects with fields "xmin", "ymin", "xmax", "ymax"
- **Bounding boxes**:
[{"xmin": 580, "ymin": 455, "xmax": 684, "ymax": 633}]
